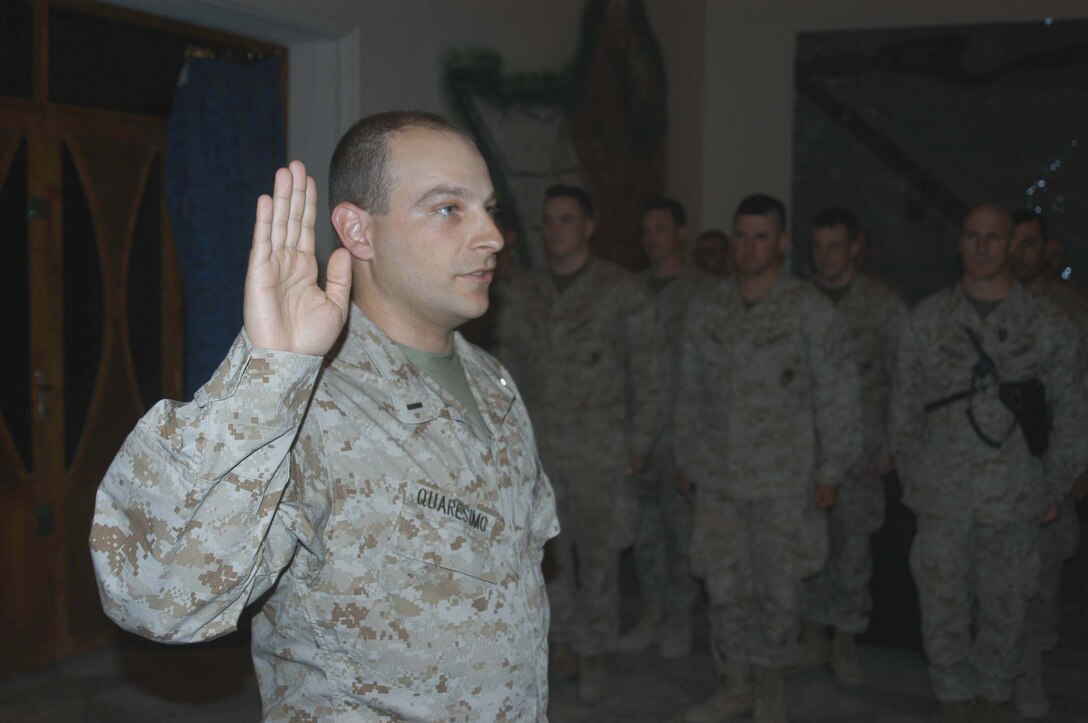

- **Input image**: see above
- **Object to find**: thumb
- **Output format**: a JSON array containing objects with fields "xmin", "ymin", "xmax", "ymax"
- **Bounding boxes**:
[{"xmin": 324, "ymin": 247, "xmax": 353, "ymax": 319}]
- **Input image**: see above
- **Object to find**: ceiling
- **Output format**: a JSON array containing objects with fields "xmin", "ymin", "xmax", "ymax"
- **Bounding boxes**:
[{"xmin": 100, "ymin": 0, "xmax": 362, "ymax": 42}]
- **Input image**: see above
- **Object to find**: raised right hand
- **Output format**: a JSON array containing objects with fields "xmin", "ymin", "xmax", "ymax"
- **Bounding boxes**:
[{"xmin": 243, "ymin": 161, "xmax": 352, "ymax": 355}]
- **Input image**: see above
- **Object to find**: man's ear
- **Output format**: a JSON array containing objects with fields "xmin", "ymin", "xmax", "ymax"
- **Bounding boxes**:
[
  {"xmin": 850, "ymin": 237, "xmax": 863, "ymax": 262},
  {"xmin": 583, "ymin": 217, "xmax": 597, "ymax": 242},
  {"xmin": 331, "ymin": 202, "xmax": 374, "ymax": 261}
]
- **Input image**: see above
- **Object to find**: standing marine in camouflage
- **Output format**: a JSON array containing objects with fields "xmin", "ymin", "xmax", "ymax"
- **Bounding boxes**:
[
  {"xmin": 616, "ymin": 197, "xmax": 716, "ymax": 660},
  {"xmin": 693, "ymin": 228, "xmax": 732, "ymax": 277},
  {"xmin": 90, "ymin": 112, "xmax": 559, "ymax": 721},
  {"xmin": 890, "ymin": 203, "xmax": 1087, "ymax": 723},
  {"xmin": 799, "ymin": 207, "xmax": 907, "ymax": 686},
  {"xmin": 1008, "ymin": 207, "xmax": 1088, "ymax": 719},
  {"xmin": 495, "ymin": 184, "xmax": 663, "ymax": 704},
  {"xmin": 676, "ymin": 194, "xmax": 861, "ymax": 723}
]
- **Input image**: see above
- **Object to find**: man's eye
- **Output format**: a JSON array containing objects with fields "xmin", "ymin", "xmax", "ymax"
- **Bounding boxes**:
[
  {"xmin": 438, "ymin": 205, "xmax": 458, "ymax": 217},
  {"xmin": 486, "ymin": 206, "xmax": 499, "ymax": 218}
]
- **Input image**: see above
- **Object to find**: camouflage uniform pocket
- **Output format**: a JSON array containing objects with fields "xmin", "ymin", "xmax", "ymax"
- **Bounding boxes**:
[{"xmin": 348, "ymin": 485, "xmax": 503, "ymax": 699}]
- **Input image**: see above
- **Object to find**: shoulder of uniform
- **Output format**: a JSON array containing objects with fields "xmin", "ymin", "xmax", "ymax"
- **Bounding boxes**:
[
  {"xmin": 686, "ymin": 282, "xmax": 723, "ymax": 315},
  {"xmin": 854, "ymin": 273, "xmax": 909, "ymax": 313},
  {"xmin": 909, "ymin": 286, "xmax": 954, "ymax": 321},
  {"xmin": 591, "ymin": 256, "xmax": 635, "ymax": 281},
  {"xmin": 594, "ymin": 258, "xmax": 649, "ymax": 295},
  {"xmin": 1023, "ymin": 287, "xmax": 1072, "ymax": 327},
  {"xmin": 787, "ymin": 274, "xmax": 829, "ymax": 305}
]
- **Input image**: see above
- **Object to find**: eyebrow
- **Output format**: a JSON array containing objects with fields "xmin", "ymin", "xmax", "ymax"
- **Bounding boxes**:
[{"xmin": 414, "ymin": 184, "xmax": 495, "ymax": 207}]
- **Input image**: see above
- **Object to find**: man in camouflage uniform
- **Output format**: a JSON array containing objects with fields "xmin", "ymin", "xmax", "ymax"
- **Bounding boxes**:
[
  {"xmin": 676, "ymin": 194, "xmax": 861, "ymax": 723},
  {"xmin": 1008, "ymin": 208, "xmax": 1088, "ymax": 718},
  {"xmin": 693, "ymin": 229, "xmax": 732, "ymax": 276},
  {"xmin": 890, "ymin": 203, "xmax": 1087, "ymax": 723},
  {"xmin": 90, "ymin": 112, "xmax": 559, "ymax": 721},
  {"xmin": 799, "ymin": 207, "xmax": 907, "ymax": 686},
  {"xmin": 616, "ymin": 197, "xmax": 716, "ymax": 659},
  {"xmin": 495, "ymin": 184, "xmax": 662, "ymax": 703}
]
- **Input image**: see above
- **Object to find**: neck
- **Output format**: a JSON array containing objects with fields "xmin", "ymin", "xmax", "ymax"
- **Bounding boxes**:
[
  {"xmin": 548, "ymin": 248, "xmax": 591, "ymax": 276},
  {"xmin": 738, "ymin": 265, "xmax": 782, "ymax": 302},
  {"xmin": 815, "ymin": 265, "xmax": 856, "ymax": 289},
  {"xmin": 649, "ymin": 251, "xmax": 684, "ymax": 279},
  {"xmin": 962, "ymin": 271, "xmax": 1014, "ymax": 302},
  {"xmin": 353, "ymin": 287, "xmax": 455, "ymax": 354}
]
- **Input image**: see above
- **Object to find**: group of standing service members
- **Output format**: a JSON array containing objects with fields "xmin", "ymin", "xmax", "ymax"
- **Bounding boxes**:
[
  {"xmin": 492, "ymin": 187, "xmax": 1088, "ymax": 723},
  {"xmin": 86, "ymin": 111, "xmax": 1087, "ymax": 723}
]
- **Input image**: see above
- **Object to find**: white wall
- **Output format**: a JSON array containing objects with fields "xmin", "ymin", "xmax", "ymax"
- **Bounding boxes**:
[
  {"xmin": 701, "ymin": 0, "xmax": 1088, "ymax": 233},
  {"xmin": 352, "ymin": 0, "xmax": 708, "ymax": 235},
  {"xmin": 101, "ymin": 0, "xmax": 708, "ymax": 256}
]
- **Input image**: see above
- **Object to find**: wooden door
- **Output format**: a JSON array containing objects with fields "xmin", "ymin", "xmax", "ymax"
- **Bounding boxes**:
[{"xmin": 0, "ymin": 100, "xmax": 184, "ymax": 678}]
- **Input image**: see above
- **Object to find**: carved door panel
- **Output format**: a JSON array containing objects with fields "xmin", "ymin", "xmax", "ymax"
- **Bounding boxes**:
[{"xmin": 0, "ymin": 102, "xmax": 184, "ymax": 678}]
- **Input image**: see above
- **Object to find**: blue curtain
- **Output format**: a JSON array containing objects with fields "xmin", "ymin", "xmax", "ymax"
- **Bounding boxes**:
[{"xmin": 166, "ymin": 55, "xmax": 285, "ymax": 399}]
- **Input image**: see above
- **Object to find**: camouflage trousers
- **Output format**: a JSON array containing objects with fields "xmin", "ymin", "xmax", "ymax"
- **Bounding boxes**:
[
  {"xmin": 1022, "ymin": 499, "xmax": 1079, "ymax": 658},
  {"xmin": 801, "ymin": 472, "xmax": 885, "ymax": 633},
  {"xmin": 632, "ymin": 445, "xmax": 699, "ymax": 617},
  {"xmin": 691, "ymin": 493, "xmax": 826, "ymax": 669},
  {"xmin": 910, "ymin": 515, "xmax": 1039, "ymax": 702},
  {"xmin": 543, "ymin": 449, "xmax": 636, "ymax": 657}
]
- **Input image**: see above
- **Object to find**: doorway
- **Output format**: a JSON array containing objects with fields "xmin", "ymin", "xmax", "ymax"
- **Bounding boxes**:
[{"xmin": 0, "ymin": 0, "xmax": 284, "ymax": 679}]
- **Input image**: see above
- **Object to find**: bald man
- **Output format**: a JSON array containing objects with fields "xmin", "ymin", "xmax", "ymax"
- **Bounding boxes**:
[{"xmin": 890, "ymin": 203, "xmax": 1087, "ymax": 722}]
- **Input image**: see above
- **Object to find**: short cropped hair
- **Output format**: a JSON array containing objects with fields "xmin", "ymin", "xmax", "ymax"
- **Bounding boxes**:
[
  {"xmin": 328, "ymin": 111, "xmax": 474, "ymax": 213},
  {"xmin": 698, "ymin": 229, "xmax": 729, "ymax": 244},
  {"xmin": 642, "ymin": 196, "xmax": 686, "ymax": 227},
  {"xmin": 810, "ymin": 207, "xmax": 860, "ymax": 238},
  {"xmin": 545, "ymin": 184, "xmax": 595, "ymax": 219},
  {"xmin": 734, "ymin": 193, "xmax": 787, "ymax": 231},
  {"xmin": 1012, "ymin": 207, "xmax": 1049, "ymax": 240}
]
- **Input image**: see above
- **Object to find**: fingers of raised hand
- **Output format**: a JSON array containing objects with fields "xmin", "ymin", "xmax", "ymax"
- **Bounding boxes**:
[
  {"xmin": 252, "ymin": 193, "xmax": 274, "ymax": 257},
  {"xmin": 285, "ymin": 161, "xmax": 309, "ymax": 249},
  {"xmin": 296, "ymin": 175, "xmax": 318, "ymax": 253},
  {"xmin": 270, "ymin": 166, "xmax": 295, "ymax": 250}
]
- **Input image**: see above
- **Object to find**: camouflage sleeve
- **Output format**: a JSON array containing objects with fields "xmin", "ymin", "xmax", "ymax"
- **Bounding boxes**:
[
  {"xmin": 623, "ymin": 281, "xmax": 665, "ymax": 457},
  {"xmin": 89, "ymin": 331, "xmax": 323, "ymax": 643},
  {"xmin": 1040, "ymin": 312, "xmax": 1088, "ymax": 500},
  {"xmin": 805, "ymin": 302, "xmax": 863, "ymax": 487},
  {"xmin": 889, "ymin": 314, "xmax": 927, "ymax": 485}
]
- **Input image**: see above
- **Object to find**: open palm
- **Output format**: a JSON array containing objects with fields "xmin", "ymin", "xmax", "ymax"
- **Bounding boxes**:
[{"xmin": 244, "ymin": 161, "xmax": 352, "ymax": 356}]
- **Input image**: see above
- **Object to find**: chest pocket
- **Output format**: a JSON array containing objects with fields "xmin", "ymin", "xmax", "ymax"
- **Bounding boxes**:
[
  {"xmin": 928, "ymin": 332, "xmax": 973, "ymax": 393},
  {"xmin": 749, "ymin": 328, "xmax": 804, "ymax": 392},
  {"xmin": 353, "ymin": 482, "xmax": 504, "ymax": 699}
]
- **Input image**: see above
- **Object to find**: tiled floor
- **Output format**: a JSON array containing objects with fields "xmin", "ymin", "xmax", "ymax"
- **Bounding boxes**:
[
  {"xmin": 3, "ymin": 535, "xmax": 1086, "ymax": 722},
  {"xmin": 3, "ymin": 628, "xmax": 1086, "ymax": 722}
]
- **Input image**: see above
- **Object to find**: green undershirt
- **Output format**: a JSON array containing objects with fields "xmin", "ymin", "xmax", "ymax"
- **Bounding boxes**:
[
  {"xmin": 551, "ymin": 260, "xmax": 591, "ymax": 293},
  {"xmin": 964, "ymin": 291, "xmax": 1003, "ymax": 321},
  {"xmin": 396, "ymin": 343, "xmax": 489, "ymax": 436}
]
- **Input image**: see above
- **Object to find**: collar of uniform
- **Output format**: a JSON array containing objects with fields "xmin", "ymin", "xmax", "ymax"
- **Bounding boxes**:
[
  {"xmin": 453, "ymin": 335, "xmax": 516, "ymax": 439},
  {"xmin": 340, "ymin": 303, "xmax": 442, "ymax": 424},
  {"xmin": 726, "ymin": 269, "xmax": 790, "ymax": 313},
  {"xmin": 341, "ymin": 303, "xmax": 516, "ymax": 432},
  {"xmin": 951, "ymin": 279, "xmax": 1025, "ymax": 327},
  {"xmin": 546, "ymin": 255, "xmax": 598, "ymax": 296}
]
